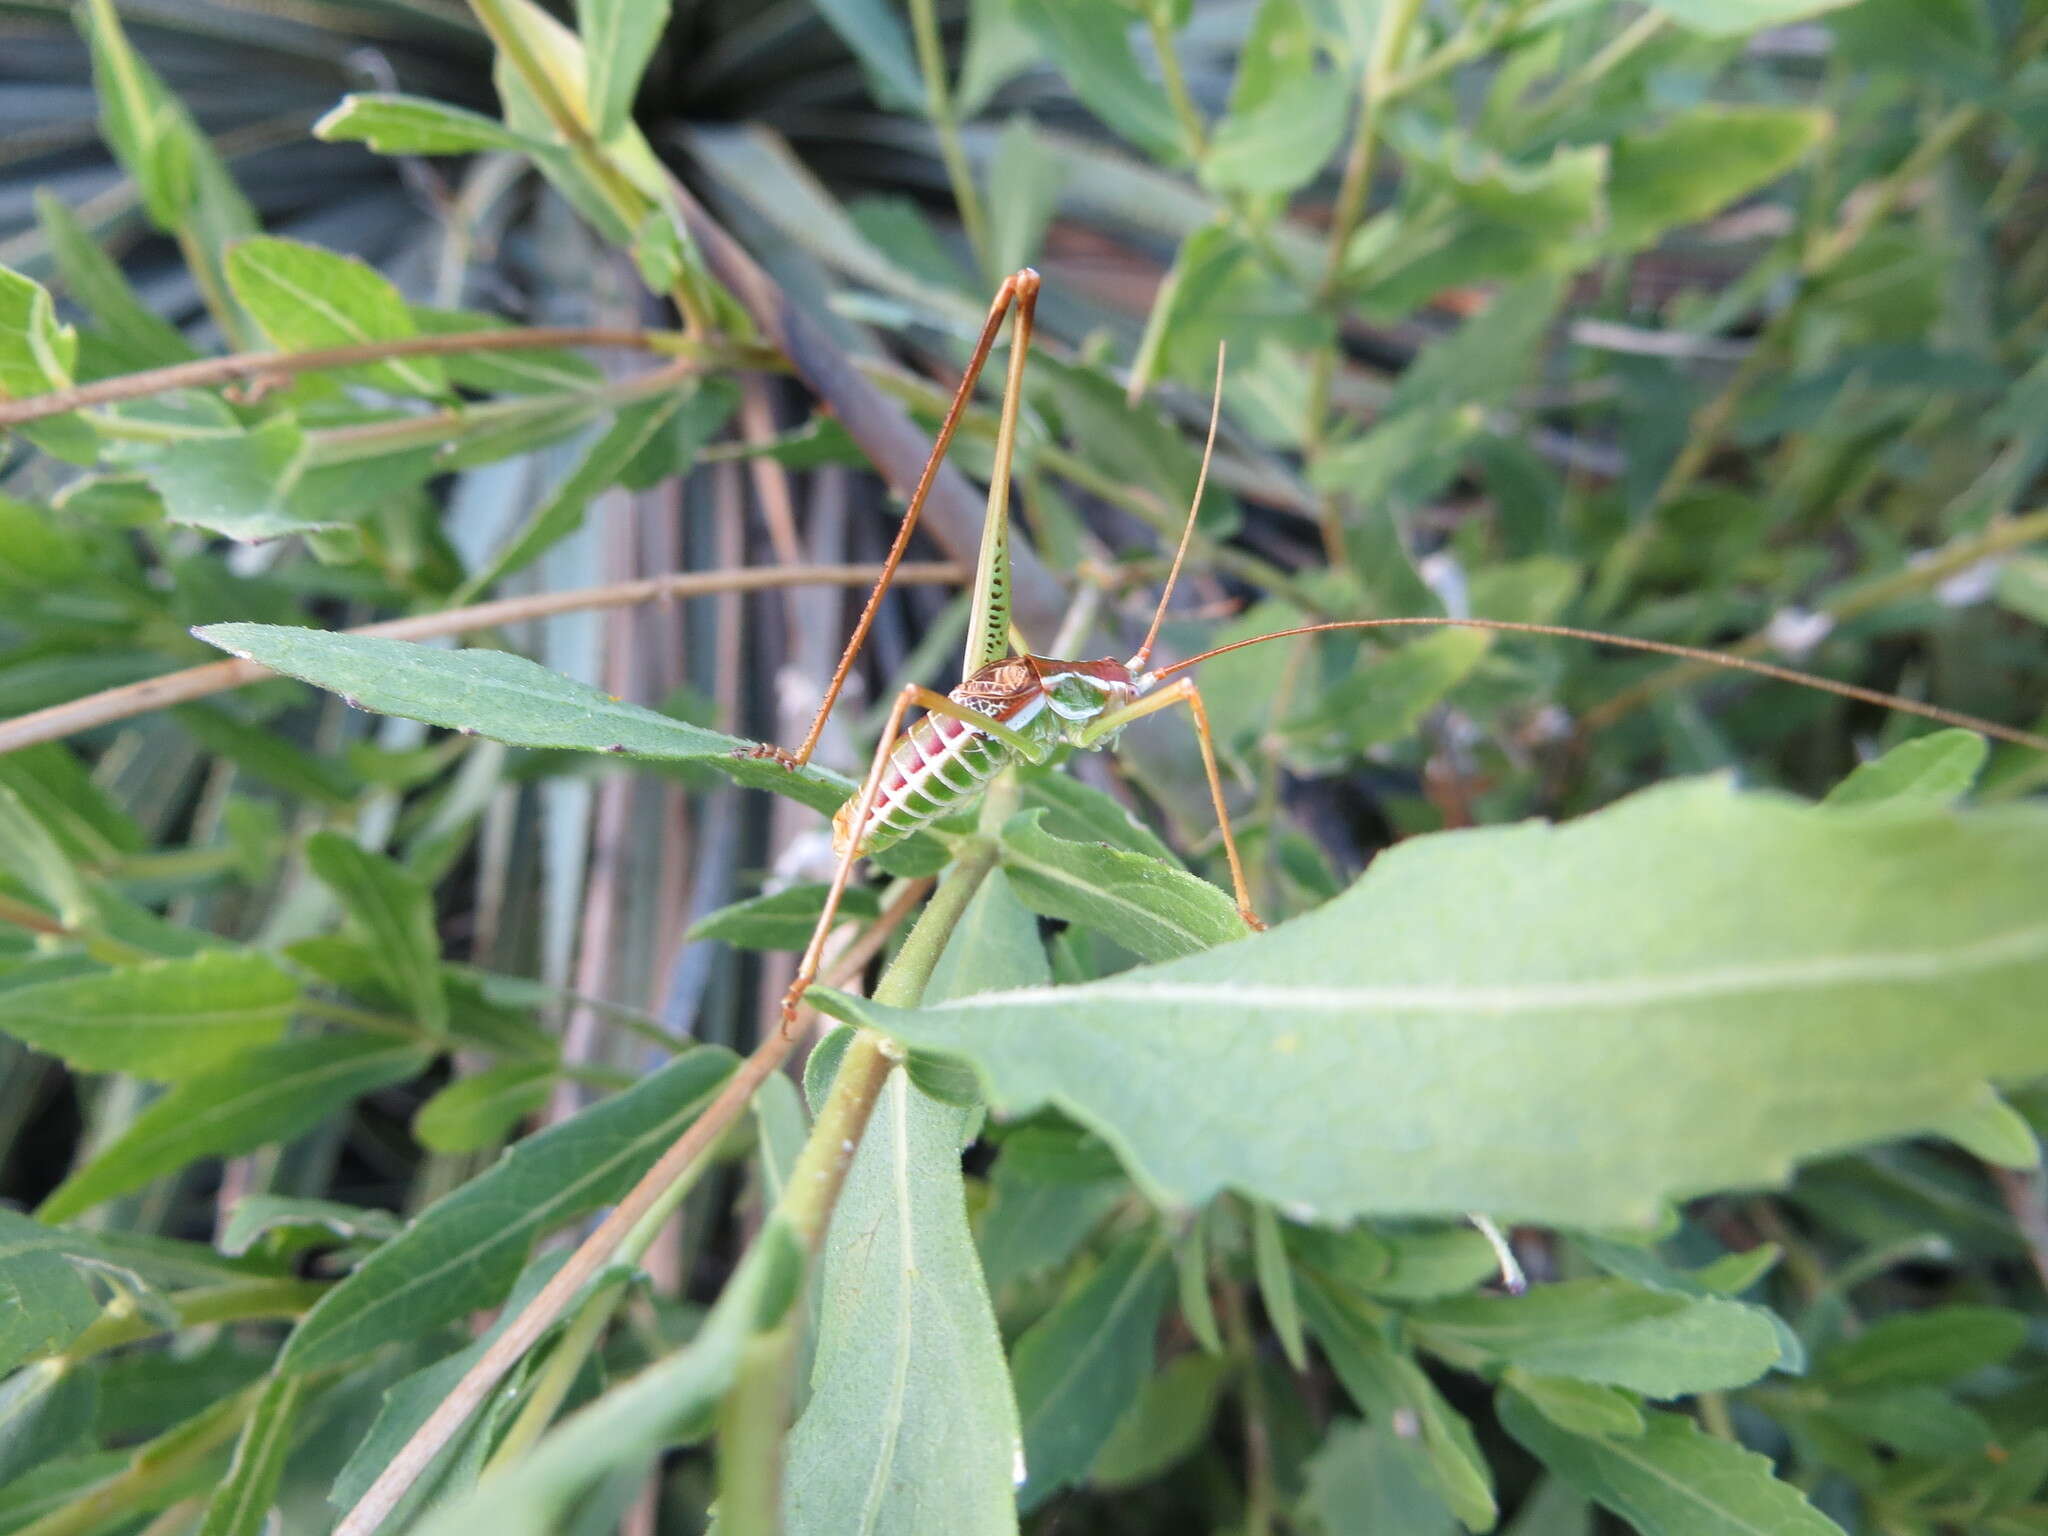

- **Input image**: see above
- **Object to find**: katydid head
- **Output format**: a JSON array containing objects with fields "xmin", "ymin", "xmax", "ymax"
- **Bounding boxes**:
[{"xmin": 1128, "ymin": 344, "xmax": 1226, "ymax": 675}]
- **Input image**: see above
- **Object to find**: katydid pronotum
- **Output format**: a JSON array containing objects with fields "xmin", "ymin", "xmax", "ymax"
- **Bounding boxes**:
[{"xmin": 761, "ymin": 267, "xmax": 2048, "ymax": 1036}]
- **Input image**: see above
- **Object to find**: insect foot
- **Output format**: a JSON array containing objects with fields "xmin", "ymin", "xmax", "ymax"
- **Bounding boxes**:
[
  {"xmin": 742, "ymin": 743, "xmax": 804, "ymax": 771},
  {"xmin": 1239, "ymin": 906, "xmax": 1268, "ymax": 933}
]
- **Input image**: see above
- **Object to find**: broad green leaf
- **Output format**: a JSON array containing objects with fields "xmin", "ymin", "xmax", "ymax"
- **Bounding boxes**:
[
  {"xmin": 0, "ymin": 1211, "xmax": 279, "ymax": 1291},
  {"xmin": 194, "ymin": 626, "xmax": 856, "ymax": 815},
  {"xmin": 409, "ymin": 1221, "xmax": 805, "ymax": 1536},
  {"xmin": 224, "ymin": 237, "xmax": 445, "ymax": 397},
  {"xmin": 1013, "ymin": 0, "xmax": 1183, "ymax": 161},
  {"xmin": 0, "ymin": 1249, "xmax": 100, "ymax": 1376},
  {"xmin": 37, "ymin": 1035, "xmax": 431, "ymax": 1222},
  {"xmin": 1816, "ymin": 1384, "xmax": 1993, "ymax": 1459},
  {"xmin": 307, "ymin": 833, "xmax": 448, "ymax": 1034},
  {"xmin": 997, "ymin": 810, "xmax": 1247, "ymax": 963},
  {"xmin": 198, "ymin": 1372, "xmax": 304, "ymax": 1536},
  {"xmin": 140, "ymin": 419, "xmax": 346, "ymax": 543},
  {"xmin": 1498, "ymin": 1392, "xmax": 1846, "ymax": 1536},
  {"xmin": 410, "ymin": 308, "xmax": 603, "ymax": 395},
  {"xmin": 1605, "ymin": 107, "xmax": 1830, "ymax": 253},
  {"xmin": 686, "ymin": 884, "xmax": 882, "ymax": 952},
  {"xmin": 784, "ymin": 872, "xmax": 1035, "ymax": 1536},
  {"xmin": 807, "ymin": 0, "xmax": 923, "ymax": 112},
  {"xmin": 413, "ymin": 1062, "xmax": 554, "ymax": 1153},
  {"xmin": 980, "ymin": 1173, "xmax": 1123, "ymax": 1295},
  {"xmin": 1823, "ymin": 729, "xmax": 1987, "ymax": 808},
  {"xmin": 1291, "ymin": 629, "xmax": 1493, "ymax": 752},
  {"xmin": 0, "ymin": 952, "xmax": 297, "ymax": 1079},
  {"xmin": 1408, "ymin": 1280, "xmax": 1785, "ymax": 1397},
  {"xmin": 1298, "ymin": 1272, "xmax": 1498, "ymax": 1530},
  {"xmin": 1012, "ymin": 1234, "xmax": 1172, "ymax": 1510},
  {"xmin": 1020, "ymin": 769, "xmax": 1181, "ymax": 867},
  {"xmin": 279, "ymin": 1045, "xmax": 735, "ymax": 1371},
  {"xmin": 1202, "ymin": 69, "xmax": 1347, "ymax": 195},
  {"xmin": 1298, "ymin": 1419, "xmax": 1459, "ymax": 1536},
  {"xmin": 1819, "ymin": 1305, "xmax": 2025, "ymax": 1387},
  {"xmin": 1647, "ymin": 0, "xmax": 1864, "ymax": 36},
  {"xmin": 315, "ymin": 93, "xmax": 538, "ymax": 155},
  {"xmin": 1091, "ymin": 1353, "xmax": 1228, "ymax": 1490},
  {"xmin": 33, "ymin": 191, "xmax": 194, "ymax": 370},
  {"xmin": 814, "ymin": 780, "xmax": 2048, "ymax": 1227},
  {"xmin": 0, "ymin": 1361, "xmax": 98, "ymax": 1486},
  {"xmin": 1505, "ymin": 1373, "xmax": 1646, "ymax": 1439},
  {"xmin": 1412, "ymin": 139, "xmax": 1608, "ymax": 236}
]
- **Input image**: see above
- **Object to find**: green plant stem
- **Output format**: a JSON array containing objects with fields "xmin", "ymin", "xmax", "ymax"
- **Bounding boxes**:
[
  {"xmin": 174, "ymin": 227, "xmax": 253, "ymax": 353},
  {"xmin": 1147, "ymin": 1, "xmax": 1208, "ymax": 163},
  {"xmin": 57, "ymin": 1278, "xmax": 329, "ymax": 1364},
  {"xmin": 908, "ymin": 0, "xmax": 991, "ymax": 275},
  {"xmin": 717, "ymin": 838, "xmax": 1001, "ymax": 1526},
  {"xmin": 13, "ymin": 1379, "xmax": 267, "ymax": 1536},
  {"xmin": 1583, "ymin": 500, "xmax": 2048, "ymax": 732},
  {"xmin": 1219, "ymin": 1279, "xmax": 1276, "ymax": 1536},
  {"xmin": 1525, "ymin": 7, "xmax": 1667, "ymax": 121}
]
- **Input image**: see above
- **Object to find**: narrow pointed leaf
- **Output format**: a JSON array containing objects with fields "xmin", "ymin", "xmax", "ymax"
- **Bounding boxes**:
[
  {"xmin": 413, "ymin": 1062, "xmax": 554, "ymax": 1153},
  {"xmin": 315, "ymin": 93, "xmax": 538, "ymax": 156},
  {"xmin": 224, "ymin": 237, "xmax": 445, "ymax": 397},
  {"xmin": 0, "ymin": 952, "xmax": 297, "ymax": 1079},
  {"xmin": 197, "ymin": 1372, "xmax": 305, "ymax": 1536},
  {"xmin": 306, "ymin": 833, "xmax": 447, "ymax": 1034},
  {"xmin": 194, "ymin": 626, "xmax": 855, "ymax": 813},
  {"xmin": 998, "ymin": 809, "xmax": 1246, "ymax": 962},
  {"xmin": 814, "ymin": 780, "xmax": 2048, "ymax": 1226}
]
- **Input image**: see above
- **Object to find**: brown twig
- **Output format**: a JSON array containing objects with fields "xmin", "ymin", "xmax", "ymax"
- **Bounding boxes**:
[
  {"xmin": 0, "ymin": 562, "xmax": 963, "ymax": 756},
  {"xmin": 0, "ymin": 328, "xmax": 761, "ymax": 427}
]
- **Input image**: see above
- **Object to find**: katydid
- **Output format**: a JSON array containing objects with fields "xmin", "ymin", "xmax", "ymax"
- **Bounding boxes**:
[{"xmin": 763, "ymin": 268, "xmax": 2048, "ymax": 1028}]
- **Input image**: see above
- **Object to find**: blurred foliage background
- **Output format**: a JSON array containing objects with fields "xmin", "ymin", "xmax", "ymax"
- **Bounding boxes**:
[{"xmin": 4, "ymin": 0, "xmax": 2048, "ymax": 1530}]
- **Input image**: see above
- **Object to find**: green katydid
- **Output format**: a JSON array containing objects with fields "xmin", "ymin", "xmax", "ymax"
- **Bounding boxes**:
[{"xmin": 765, "ymin": 267, "xmax": 2048, "ymax": 1029}]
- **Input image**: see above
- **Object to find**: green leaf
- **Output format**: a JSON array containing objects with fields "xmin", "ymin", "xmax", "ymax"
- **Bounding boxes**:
[
  {"xmin": 314, "ymin": 93, "xmax": 537, "ymax": 155},
  {"xmin": 408, "ymin": 1220, "xmax": 805, "ymax": 1536},
  {"xmin": 0, "ymin": 745, "xmax": 142, "ymax": 870},
  {"xmin": 224, "ymin": 237, "xmax": 445, "ymax": 397},
  {"xmin": 1505, "ymin": 1373, "xmax": 1646, "ymax": 1439},
  {"xmin": 1819, "ymin": 1305, "xmax": 2026, "ymax": 1388},
  {"xmin": 997, "ymin": 809, "xmax": 1247, "ymax": 963},
  {"xmin": 37, "ymin": 1035, "xmax": 431, "ymax": 1223},
  {"xmin": 1298, "ymin": 1419, "xmax": 1460, "ymax": 1536},
  {"xmin": 1091, "ymin": 1352, "xmax": 1228, "ymax": 1490},
  {"xmin": 1605, "ymin": 107, "xmax": 1831, "ymax": 252},
  {"xmin": 686, "ymin": 884, "xmax": 882, "ymax": 952},
  {"xmin": 1013, "ymin": 0, "xmax": 1183, "ymax": 160},
  {"xmin": 812, "ymin": 780, "xmax": 2048, "ymax": 1227},
  {"xmin": 34, "ymin": 191, "xmax": 195, "ymax": 370},
  {"xmin": 1202, "ymin": 69, "xmax": 1347, "ymax": 195},
  {"xmin": 410, "ymin": 308, "xmax": 604, "ymax": 395},
  {"xmin": 807, "ymin": 0, "xmax": 924, "ymax": 113},
  {"xmin": 1647, "ymin": 0, "xmax": 1864, "ymax": 37},
  {"xmin": 140, "ymin": 418, "xmax": 347, "ymax": 543},
  {"xmin": 0, "ymin": 952, "xmax": 297, "ymax": 1079},
  {"xmin": 0, "ymin": 265, "xmax": 76, "ymax": 400},
  {"xmin": 1291, "ymin": 629, "xmax": 1493, "ymax": 752},
  {"xmin": 219, "ymin": 1196, "xmax": 401, "ymax": 1258},
  {"xmin": 1930, "ymin": 1088, "xmax": 2039, "ymax": 1169},
  {"xmin": 784, "ymin": 872, "xmax": 1033, "ymax": 1536},
  {"xmin": 306, "ymin": 833, "xmax": 448, "ymax": 1034},
  {"xmin": 1012, "ymin": 1234, "xmax": 1173, "ymax": 1510},
  {"xmin": 0, "ymin": 784, "xmax": 91, "ymax": 928},
  {"xmin": 197, "ymin": 1372, "xmax": 304, "ymax": 1536},
  {"xmin": 413, "ymin": 1062, "xmax": 554, "ymax": 1153},
  {"xmin": 1412, "ymin": 139, "xmax": 1608, "ymax": 236},
  {"xmin": 577, "ymin": 0, "xmax": 667, "ymax": 137},
  {"xmin": 1823, "ymin": 729, "xmax": 1987, "ymax": 808},
  {"xmin": 1297, "ymin": 1272, "xmax": 1497, "ymax": 1530},
  {"xmin": 192, "ymin": 626, "xmax": 856, "ymax": 814},
  {"xmin": 0, "ymin": 1249, "xmax": 101, "ymax": 1376},
  {"xmin": 278, "ymin": 1045, "xmax": 735, "ymax": 1371},
  {"xmin": 1020, "ymin": 769, "xmax": 1181, "ymax": 867},
  {"xmin": 1816, "ymin": 1384, "xmax": 1993, "ymax": 1459},
  {"xmin": 987, "ymin": 116, "xmax": 1066, "ymax": 279},
  {"xmin": 1498, "ymin": 1392, "xmax": 1846, "ymax": 1536},
  {"xmin": 1409, "ymin": 1280, "xmax": 1784, "ymax": 1397},
  {"xmin": 1252, "ymin": 1202, "xmax": 1308, "ymax": 1371},
  {"xmin": 0, "ymin": 1361, "xmax": 98, "ymax": 1487}
]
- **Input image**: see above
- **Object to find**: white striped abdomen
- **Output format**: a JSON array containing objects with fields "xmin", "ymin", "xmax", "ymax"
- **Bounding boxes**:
[{"xmin": 833, "ymin": 706, "xmax": 1015, "ymax": 855}]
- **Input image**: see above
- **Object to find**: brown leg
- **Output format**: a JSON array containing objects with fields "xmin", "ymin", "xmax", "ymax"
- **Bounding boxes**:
[
  {"xmin": 1082, "ymin": 678, "xmax": 1264, "ymax": 931},
  {"xmin": 761, "ymin": 269, "xmax": 1043, "ymax": 771}
]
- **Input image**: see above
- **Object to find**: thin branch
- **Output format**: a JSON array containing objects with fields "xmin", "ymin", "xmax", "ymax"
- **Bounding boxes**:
[
  {"xmin": 0, "ymin": 562, "xmax": 963, "ymax": 756},
  {"xmin": 0, "ymin": 328, "xmax": 768, "ymax": 427}
]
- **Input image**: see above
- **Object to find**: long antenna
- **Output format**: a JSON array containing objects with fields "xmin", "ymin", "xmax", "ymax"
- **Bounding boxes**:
[
  {"xmin": 1129, "ymin": 343, "xmax": 1225, "ymax": 671},
  {"xmin": 1147, "ymin": 615, "xmax": 2048, "ymax": 755}
]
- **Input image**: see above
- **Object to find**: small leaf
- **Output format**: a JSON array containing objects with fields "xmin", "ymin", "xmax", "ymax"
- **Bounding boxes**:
[
  {"xmin": 997, "ymin": 809, "xmax": 1247, "ymax": 963},
  {"xmin": 1819, "ymin": 1305, "xmax": 2026, "ymax": 1388},
  {"xmin": 140, "ymin": 419, "xmax": 346, "ymax": 543},
  {"xmin": 1091, "ymin": 1353, "xmax": 1228, "ymax": 1490},
  {"xmin": 0, "ymin": 952, "xmax": 298, "ymax": 1079},
  {"xmin": 814, "ymin": 781, "xmax": 2048, "ymax": 1227},
  {"xmin": 279, "ymin": 1046, "xmax": 734, "ymax": 1372},
  {"xmin": 806, "ymin": 0, "xmax": 923, "ymax": 112},
  {"xmin": 225, "ymin": 237, "xmax": 445, "ymax": 397},
  {"xmin": 0, "ymin": 1362, "xmax": 99, "ymax": 1486},
  {"xmin": 1647, "ymin": 0, "xmax": 1863, "ymax": 36},
  {"xmin": 1012, "ymin": 0, "xmax": 1183, "ymax": 160},
  {"xmin": 1408, "ymin": 1279, "xmax": 1785, "ymax": 1397},
  {"xmin": 1290, "ymin": 629, "xmax": 1493, "ymax": 752},
  {"xmin": 219, "ymin": 1195, "xmax": 401, "ymax": 1258},
  {"xmin": 197, "ymin": 1371, "xmax": 304, "ymax": 1536},
  {"xmin": 1823, "ymin": 729, "xmax": 1987, "ymax": 808},
  {"xmin": 0, "ymin": 783, "xmax": 91, "ymax": 928},
  {"xmin": 1298, "ymin": 1419, "xmax": 1460, "ymax": 1536},
  {"xmin": 1498, "ymin": 1391, "xmax": 1846, "ymax": 1536},
  {"xmin": 1605, "ymin": 107, "xmax": 1830, "ymax": 252},
  {"xmin": 1930, "ymin": 1088, "xmax": 2040, "ymax": 1169},
  {"xmin": 578, "ymin": 0, "xmax": 667, "ymax": 138},
  {"xmin": 314, "ymin": 94, "xmax": 537, "ymax": 155},
  {"xmin": 987, "ymin": 116, "xmax": 1066, "ymax": 279},
  {"xmin": 414, "ymin": 1062, "xmax": 554, "ymax": 1153},
  {"xmin": 1252, "ymin": 1202, "xmax": 1308, "ymax": 1371},
  {"xmin": 0, "ymin": 265, "xmax": 76, "ymax": 400},
  {"xmin": 410, "ymin": 308, "xmax": 603, "ymax": 395},
  {"xmin": 193, "ymin": 626, "xmax": 856, "ymax": 814},
  {"xmin": 687, "ymin": 884, "xmax": 883, "ymax": 952},
  {"xmin": 306, "ymin": 833, "xmax": 448, "ymax": 1034},
  {"xmin": 1202, "ymin": 69, "xmax": 1347, "ymax": 195},
  {"xmin": 34, "ymin": 190, "xmax": 194, "ymax": 370},
  {"xmin": 0, "ymin": 1249, "xmax": 101, "ymax": 1376},
  {"xmin": 37, "ymin": 1035, "xmax": 431, "ymax": 1222},
  {"xmin": 1505, "ymin": 1373, "xmax": 1646, "ymax": 1439},
  {"xmin": 1012, "ymin": 1234, "xmax": 1173, "ymax": 1510}
]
